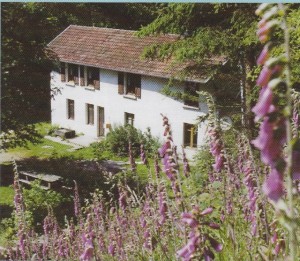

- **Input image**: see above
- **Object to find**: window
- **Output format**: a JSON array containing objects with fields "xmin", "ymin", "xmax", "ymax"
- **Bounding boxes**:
[
  {"xmin": 125, "ymin": 112, "xmax": 135, "ymax": 126},
  {"xmin": 184, "ymin": 82, "xmax": 199, "ymax": 108},
  {"xmin": 68, "ymin": 64, "xmax": 78, "ymax": 84},
  {"xmin": 87, "ymin": 104, "xmax": 94, "ymax": 125},
  {"xmin": 79, "ymin": 65, "xmax": 85, "ymax": 86},
  {"xmin": 118, "ymin": 73, "xmax": 141, "ymax": 98},
  {"xmin": 67, "ymin": 99, "xmax": 75, "ymax": 120},
  {"xmin": 87, "ymin": 67, "xmax": 100, "ymax": 89},
  {"xmin": 61, "ymin": 62, "xmax": 66, "ymax": 82},
  {"xmin": 183, "ymin": 123, "xmax": 198, "ymax": 148}
]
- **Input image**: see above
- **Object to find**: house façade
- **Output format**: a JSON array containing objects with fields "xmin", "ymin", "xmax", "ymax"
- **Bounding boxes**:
[{"xmin": 47, "ymin": 25, "xmax": 225, "ymax": 153}]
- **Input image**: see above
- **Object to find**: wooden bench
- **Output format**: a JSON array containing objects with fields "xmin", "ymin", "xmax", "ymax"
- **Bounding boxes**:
[{"xmin": 19, "ymin": 171, "xmax": 62, "ymax": 190}]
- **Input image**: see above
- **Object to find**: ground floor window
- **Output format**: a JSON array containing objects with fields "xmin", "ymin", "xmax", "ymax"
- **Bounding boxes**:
[
  {"xmin": 87, "ymin": 104, "xmax": 94, "ymax": 125},
  {"xmin": 67, "ymin": 99, "xmax": 74, "ymax": 120},
  {"xmin": 125, "ymin": 112, "xmax": 135, "ymax": 126},
  {"xmin": 183, "ymin": 123, "xmax": 198, "ymax": 148}
]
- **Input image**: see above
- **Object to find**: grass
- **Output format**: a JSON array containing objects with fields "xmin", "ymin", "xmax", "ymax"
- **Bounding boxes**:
[
  {"xmin": 0, "ymin": 186, "xmax": 14, "ymax": 206},
  {"xmin": 8, "ymin": 122, "xmax": 96, "ymax": 160}
]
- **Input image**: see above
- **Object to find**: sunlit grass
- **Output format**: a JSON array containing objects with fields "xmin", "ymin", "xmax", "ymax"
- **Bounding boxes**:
[{"xmin": 0, "ymin": 186, "xmax": 14, "ymax": 206}]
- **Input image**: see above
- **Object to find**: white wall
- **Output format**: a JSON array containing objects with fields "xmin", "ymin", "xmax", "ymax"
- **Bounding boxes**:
[{"xmin": 50, "ymin": 69, "xmax": 208, "ymax": 150}]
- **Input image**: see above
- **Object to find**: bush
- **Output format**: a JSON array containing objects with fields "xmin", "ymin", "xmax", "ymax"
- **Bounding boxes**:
[{"xmin": 93, "ymin": 125, "xmax": 160, "ymax": 158}]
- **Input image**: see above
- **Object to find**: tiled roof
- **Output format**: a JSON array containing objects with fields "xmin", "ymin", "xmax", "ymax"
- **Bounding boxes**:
[{"xmin": 48, "ymin": 25, "xmax": 222, "ymax": 83}]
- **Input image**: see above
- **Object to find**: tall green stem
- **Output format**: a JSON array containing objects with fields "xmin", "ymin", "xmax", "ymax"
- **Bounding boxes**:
[{"xmin": 279, "ymin": 4, "xmax": 298, "ymax": 260}]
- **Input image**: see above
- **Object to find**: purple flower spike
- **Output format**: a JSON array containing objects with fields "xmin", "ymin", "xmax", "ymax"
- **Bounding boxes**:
[
  {"xmin": 292, "ymin": 151, "xmax": 300, "ymax": 180},
  {"xmin": 213, "ymin": 155, "xmax": 224, "ymax": 172},
  {"xmin": 200, "ymin": 207, "xmax": 213, "ymax": 216},
  {"xmin": 80, "ymin": 237, "xmax": 94, "ymax": 261},
  {"xmin": 108, "ymin": 244, "xmax": 115, "ymax": 256},
  {"xmin": 257, "ymin": 66, "xmax": 272, "ymax": 87},
  {"xmin": 257, "ymin": 44, "xmax": 270, "ymax": 65},
  {"xmin": 252, "ymin": 86, "xmax": 274, "ymax": 120},
  {"xmin": 181, "ymin": 212, "xmax": 199, "ymax": 228},
  {"xmin": 252, "ymin": 118, "xmax": 285, "ymax": 166},
  {"xmin": 263, "ymin": 168, "xmax": 284, "ymax": 202},
  {"xmin": 177, "ymin": 235, "xmax": 200, "ymax": 260},
  {"xmin": 203, "ymin": 247, "xmax": 215, "ymax": 261},
  {"xmin": 208, "ymin": 222, "xmax": 220, "ymax": 229},
  {"xmin": 208, "ymin": 236, "xmax": 223, "ymax": 252}
]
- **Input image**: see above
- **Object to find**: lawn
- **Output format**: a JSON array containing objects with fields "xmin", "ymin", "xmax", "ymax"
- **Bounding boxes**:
[
  {"xmin": 0, "ymin": 186, "xmax": 14, "ymax": 206},
  {"xmin": 8, "ymin": 122, "xmax": 96, "ymax": 160}
]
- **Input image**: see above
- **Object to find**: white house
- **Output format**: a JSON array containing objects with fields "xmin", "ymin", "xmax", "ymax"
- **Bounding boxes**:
[{"xmin": 48, "ymin": 25, "xmax": 222, "ymax": 154}]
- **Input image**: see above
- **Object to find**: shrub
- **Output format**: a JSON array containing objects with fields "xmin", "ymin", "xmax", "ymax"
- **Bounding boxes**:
[{"xmin": 93, "ymin": 125, "xmax": 160, "ymax": 158}]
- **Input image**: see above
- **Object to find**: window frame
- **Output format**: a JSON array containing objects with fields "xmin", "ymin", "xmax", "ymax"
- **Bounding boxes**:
[
  {"xmin": 125, "ymin": 112, "xmax": 135, "ymax": 126},
  {"xmin": 118, "ymin": 73, "xmax": 141, "ymax": 98},
  {"xmin": 87, "ymin": 66, "xmax": 100, "ymax": 89},
  {"xmin": 67, "ymin": 64, "xmax": 78, "ymax": 84},
  {"xmin": 183, "ymin": 123, "xmax": 198, "ymax": 148},
  {"xmin": 86, "ymin": 103, "xmax": 94, "ymax": 125},
  {"xmin": 67, "ymin": 99, "xmax": 75, "ymax": 120}
]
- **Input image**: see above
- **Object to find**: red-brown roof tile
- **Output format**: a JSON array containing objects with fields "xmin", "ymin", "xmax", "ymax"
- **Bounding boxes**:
[{"xmin": 48, "ymin": 25, "xmax": 222, "ymax": 83}]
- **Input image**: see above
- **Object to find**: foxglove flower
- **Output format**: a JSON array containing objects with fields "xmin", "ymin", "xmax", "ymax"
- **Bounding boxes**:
[
  {"xmin": 154, "ymin": 156, "xmax": 161, "ymax": 179},
  {"xmin": 252, "ymin": 117, "xmax": 285, "ymax": 166},
  {"xmin": 257, "ymin": 66, "xmax": 273, "ymax": 87},
  {"xmin": 208, "ymin": 236, "xmax": 223, "ymax": 252},
  {"xmin": 80, "ymin": 235, "xmax": 94, "ymax": 261},
  {"xmin": 182, "ymin": 146, "xmax": 190, "ymax": 177},
  {"xmin": 292, "ymin": 150, "xmax": 300, "ymax": 180},
  {"xmin": 257, "ymin": 43, "xmax": 270, "ymax": 65},
  {"xmin": 158, "ymin": 186, "xmax": 168, "ymax": 225},
  {"xmin": 177, "ymin": 234, "xmax": 200, "ymax": 261},
  {"xmin": 108, "ymin": 244, "xmax": 115, "ymax": 256},
  {"xmin": 181, "ymin": 212, "xmax": 199, "ymax": 228},
  {"xmin": 263, "ymin": 168, "xmax": 284, "ymax": 202},
  {"xmin": 252, "ymin": 85, "xmax": 274, "ymax": 120}
]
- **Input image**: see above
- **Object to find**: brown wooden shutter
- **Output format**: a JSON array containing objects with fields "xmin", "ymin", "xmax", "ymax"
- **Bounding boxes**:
[
  {"xmin": 74, "ymin": 76, "xmax": 79, "ymax": 85},
  {"xmin": 135, "ymin": 86, "xmax": 141, "ymax": 98},
  {"xmin": 118, "ymin": 72, "xmax": 124, "ymax": 94},
  {"xmin": 135, "ymin": 75, "xmax": 141, "ymax": 98},
  {"xmin": 94, "ymin": 80, "xmax": 100, "ymax": 90},
  {"xmin": 61, "ymin": 62, "xmax": 65, "ymax": 82},
  {"xmin": 80, "ymin": 77, "xmax": 84, "ymax": 86}
]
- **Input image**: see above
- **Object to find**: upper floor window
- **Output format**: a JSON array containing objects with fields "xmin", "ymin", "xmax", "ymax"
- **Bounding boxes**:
[
  {"xmin": 68, "ymin": 64, "xmax": 78, "ymax": 84},
  {"xmin": 184, "ymin": 82, "xmax": 199, "ymax": 108},
  {"xmin": 60, "ymin": 62, "xmax": 66, "ymax": 82},
  {"xmin": 60, "ymin": 63, "xmax": 100, "ymax": 90},
  {"xmin": 87, "ymin": 66, "xmax": 100, "ymax": 89},
  {"xmin": 118, "ymin": 72, "xmax": 141, "ymax": 98}
]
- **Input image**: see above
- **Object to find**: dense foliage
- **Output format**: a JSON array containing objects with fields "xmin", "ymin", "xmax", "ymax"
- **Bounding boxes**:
[
  {"xmin": 1, "ymin": 3, "xmax": 159, "ymax": 149},
  {"xmin": 1, "ymin": 3, "xmax": 300, "ymax": 261},
  {"xmin": 92, "ymin": 125, "xmax": 160, "ymax": 159}
]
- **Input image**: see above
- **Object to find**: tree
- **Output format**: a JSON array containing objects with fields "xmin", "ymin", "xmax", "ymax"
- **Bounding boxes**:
[
  {"xmin": 137, "ymin": 3, "xmax": 300, "ymax": 132},
  {"xmin": 1, "ymin": 3, "xmax": 158, "ymax": 149}
]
